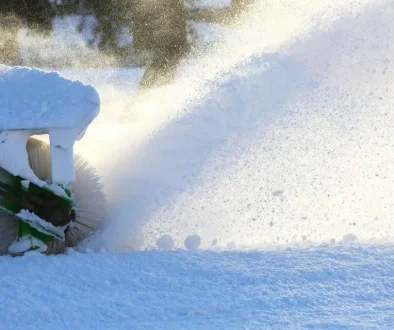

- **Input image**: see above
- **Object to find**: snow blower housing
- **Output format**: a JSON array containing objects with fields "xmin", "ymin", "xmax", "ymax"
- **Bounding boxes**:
[{"xmin": 0, "ymin": 65, "xmax": 100, "ymax": 255}]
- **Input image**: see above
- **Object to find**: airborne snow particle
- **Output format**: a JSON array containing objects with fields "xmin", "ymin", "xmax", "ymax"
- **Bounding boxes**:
[
  {"xmin": 184, "ymin": 234, "xmax": 201, "ymax": 250},
  {"xmin": 211, "ymin": 239, "xmax": 218, "ymax": 246},
  {"xmin": 272, "ymin": 190, "xmax": 284, "ymax": 197},
  {"xmin": 342, "ymin": 233, "xmax": 358, "ymax": 243},
  {"xmin": 156, "ymin": 234, "xmax": 174, "ymax": 250},
  {"xmin": 227, "ymin": 242, "xmax": 236, "ymax": 249}
]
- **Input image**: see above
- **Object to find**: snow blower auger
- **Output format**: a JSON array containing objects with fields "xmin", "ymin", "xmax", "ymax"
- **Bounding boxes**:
[{"xmin": 0, "ymin": 65, "xmax": 107, "ymax": 256}]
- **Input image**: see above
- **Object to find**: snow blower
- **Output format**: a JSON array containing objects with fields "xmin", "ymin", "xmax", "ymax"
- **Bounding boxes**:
[{"xmin": 0, "ymin": 65, "xmax": 107, "ymax": 256}]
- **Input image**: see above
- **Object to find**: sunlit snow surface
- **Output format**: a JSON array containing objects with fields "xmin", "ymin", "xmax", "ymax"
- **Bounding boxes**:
[
  {"xmin": 1, "ymin": 245, "xmax": 394, "ymax": 329},
  {"xmin": 3, "ymin": 0, "xmax": 394, "ymax": 328}
]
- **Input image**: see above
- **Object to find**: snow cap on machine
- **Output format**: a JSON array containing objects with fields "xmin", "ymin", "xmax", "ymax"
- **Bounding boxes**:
[{"xmin": 0, "ymin": 65, "xmax": 100, "ymax": 187}]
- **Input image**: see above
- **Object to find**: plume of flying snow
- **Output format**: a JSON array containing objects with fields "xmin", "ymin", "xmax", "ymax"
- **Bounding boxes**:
[{"xmin": 69, "ymin": 0, "xmax": 394, "ymax": 251}]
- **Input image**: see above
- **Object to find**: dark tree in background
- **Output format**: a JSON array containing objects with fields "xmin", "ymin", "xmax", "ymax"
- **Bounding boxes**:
[
  {"xmin": 75, "ymin": 0, "xmax": 133, "ymax": 55},
  {"xmin": 0, "ymin": 0, "xmax": 55, "ymax": 30},
  {"xmin": 0, "ymin": 0, "xmax": 190, "ymax": 88},
  {"xmin": 0, "ymin": 0, "xmax": 55, "ymax": 64},
  {"xmin": 134, "ymin": 0, "xmax": 189, "ymax": 90},
  {"xmin": 1, "ymin": 0, "xmax": 251, "ymax": 90},
  {"xmin": 0, "ymin": 14, "xmax": 20, "ymax": 65},
  {"xmin": 75, "ymin": 0, "xmax": 189, "ymax": 89}
]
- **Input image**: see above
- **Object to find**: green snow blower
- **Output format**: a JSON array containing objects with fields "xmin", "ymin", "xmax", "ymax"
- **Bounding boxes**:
[{"xmin": 0, "ymin": 65, "xmax": 105, "ymax": 256}]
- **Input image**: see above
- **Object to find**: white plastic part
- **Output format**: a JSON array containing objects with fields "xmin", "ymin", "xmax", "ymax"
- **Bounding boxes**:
[
  {"xmin": 49, "ymin": 129, "xmax": 77, "ymax": 185},
  {"xmin": 0, "ymin": 65, "xmax": 100, "ymax": 186}
]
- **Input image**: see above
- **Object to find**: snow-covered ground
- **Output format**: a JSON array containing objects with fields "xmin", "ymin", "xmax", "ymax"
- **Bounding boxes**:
[
  {"xmin": 3, "ymin": 0, "xmax": 394, "ymax": 328},
  {"xmin": 2, "ymin": 245, "xmax": 393, "ymax": 329}
]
